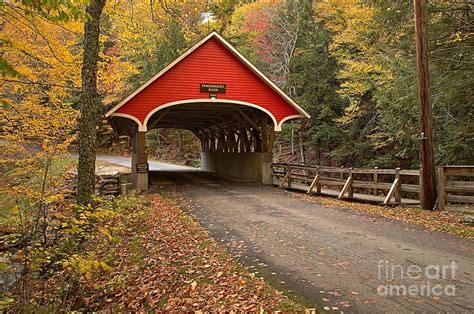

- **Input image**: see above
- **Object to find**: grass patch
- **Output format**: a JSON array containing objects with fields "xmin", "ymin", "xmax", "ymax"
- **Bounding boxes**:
[
  {"xmin": 251, "ymin": 261, "xmax": 318, "ymax": 310},
  {"xmin": 130, "ymin": 235, "xmax": 146, "ymax": 269},
  {"xmin": 156, "ymin": 295, "xmax": 168, "ymax": 309}
]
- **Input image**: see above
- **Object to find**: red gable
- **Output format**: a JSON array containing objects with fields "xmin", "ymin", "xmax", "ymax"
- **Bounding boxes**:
[{"xmin": 106, "ymin": 32, "xmax": 309, "ymax": 131}]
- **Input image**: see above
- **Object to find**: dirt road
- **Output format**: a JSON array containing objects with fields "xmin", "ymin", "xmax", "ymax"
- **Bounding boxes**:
[{"xmin": 154, "ymin": 171, "xmax": 474, "ymax": 313}]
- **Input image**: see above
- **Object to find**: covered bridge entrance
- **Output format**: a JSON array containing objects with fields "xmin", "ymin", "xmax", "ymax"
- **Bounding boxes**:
[{"xmin": 106, "ymin": 31, "xmax": 309, "ymax": 190}]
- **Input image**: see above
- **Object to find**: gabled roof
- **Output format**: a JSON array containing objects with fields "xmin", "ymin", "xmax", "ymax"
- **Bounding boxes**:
[{"xmin": 105, "ymin": 31, "xmax": 309, "ymax": 119}]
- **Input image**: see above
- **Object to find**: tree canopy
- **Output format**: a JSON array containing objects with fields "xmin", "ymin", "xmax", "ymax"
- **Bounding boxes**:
[{"xmin": 1, "ymin": 0, "xmax": 472, "ymax": 169}]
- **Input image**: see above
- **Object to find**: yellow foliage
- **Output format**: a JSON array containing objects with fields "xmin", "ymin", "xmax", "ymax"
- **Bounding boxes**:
[
  {"xmin": 0, "ymin": 4, "xmax": 80, "ymax": 160},
  {"xmin": 316, "ymin": 0, "xmax": 393, "ymax": 124},
  {"xmin": 63, "ymin": 254, "xmax": 113, "ymax": 280}
]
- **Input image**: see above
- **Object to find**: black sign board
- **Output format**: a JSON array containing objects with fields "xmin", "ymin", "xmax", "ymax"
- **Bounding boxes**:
[
  {"xmin": 200, "ymin": 83, "xmax": 226, "ymax": 94},
  {"xmin": 136, "ymin": 163, "xmax": 149, "ymax": 173}
]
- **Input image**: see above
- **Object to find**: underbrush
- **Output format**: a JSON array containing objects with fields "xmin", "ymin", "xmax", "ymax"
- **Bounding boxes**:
[
  {"xmin": 0, "ymin": 156, "xmax": 77, "ymax": 220},
  {"xmin": 0, "ymin": 149, "xmax": 303, "ymax": 311},
  {"xmin": 1, "ymin": 187, "xmax": 303, "ymax": 311},
  {"xmin": 0, "ymin": 194, "xmax": 147, "ymax": 311}
]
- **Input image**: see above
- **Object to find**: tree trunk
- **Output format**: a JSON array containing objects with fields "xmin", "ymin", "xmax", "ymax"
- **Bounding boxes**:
[
  {"xmin": 414, "ymin": 0, "xmax": 437, "ymax": 210},
  {"xmin": 177, "ymin": 129, "xmax": 184, "ymax": 156},
  {"xmin": 155, "ymin": 129, "xmax": 161, "ymax": 159},
  {"xmin": 77, "ymin": 0, "xmax": 107, "ymax": 205},
  {"xmin": 156, "ymin": 129, "xmax": 161, "ymax": 147},
  {"xmin": 291, "ymin": 128, "xmax": 295, "ymax": 155},
  {"xmin": 299, "ymin": 131, "xmax": 306, "ymax": 165}
]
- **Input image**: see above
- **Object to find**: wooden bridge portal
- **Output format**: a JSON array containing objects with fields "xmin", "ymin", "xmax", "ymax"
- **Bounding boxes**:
[{"xmin": 106, "ymin": 31, "xmax": 309, "ymax": 190}]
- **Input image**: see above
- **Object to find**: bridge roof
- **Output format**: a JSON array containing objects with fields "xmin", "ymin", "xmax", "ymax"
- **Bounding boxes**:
[{"xmin": 105, "ymin": 31, "xmax": 309, "ymax": 132}]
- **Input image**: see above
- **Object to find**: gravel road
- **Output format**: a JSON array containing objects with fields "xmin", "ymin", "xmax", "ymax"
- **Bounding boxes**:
[{"xmin": 156, "ymin": 171, "xmax": 474, "ymax": 313}]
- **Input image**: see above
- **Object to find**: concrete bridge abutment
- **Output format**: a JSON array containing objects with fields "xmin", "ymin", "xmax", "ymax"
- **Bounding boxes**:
[{"xmin": 201, "ymin": 152, "xmax": 273, "ymax": 185}]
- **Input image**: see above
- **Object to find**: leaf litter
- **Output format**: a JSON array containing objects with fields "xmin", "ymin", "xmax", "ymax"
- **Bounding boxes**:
[{"xmin": 82, "ymin": 194, "xmax": 306, "ymax": 311}]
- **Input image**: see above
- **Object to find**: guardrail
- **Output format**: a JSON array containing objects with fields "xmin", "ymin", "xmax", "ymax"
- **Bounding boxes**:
[
  {"xmin": 271, "ymin": 163, "xmax": 421, "ymax": 205},
  {"xmin": 438, "ymin": 166, "xmax": 474, "ymax": 210}
]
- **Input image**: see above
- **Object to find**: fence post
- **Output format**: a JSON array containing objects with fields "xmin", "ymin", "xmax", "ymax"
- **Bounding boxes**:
[
  {"xmin": 374, "ymin": 167, "xmax": 378, "ymax": 196},
  {"xmin": 395, "ymin": 167, "xmax": 402, "ymax": 204},
  {"xmin": 339, "ymin": 168, "xmax": 354, "ymax": 199},
  {"xmin": 287, "ymin": 165, "xmax": 292, "ymax": 189},
  {"xmin": 316, "ymin": 166, "xmax": 321, "ymax": 194},
  {"xmin": 278, "ymin": 165, "xmax": 291, "ymax": 189},
  {"xmin": 419, "ymin": 167, "xmax": 424, "ymax": 206},
  {"xmin": 348, "ymin": 167, "xmax": 354, "ymax": 198},
  {"xmin": 438, "ymin": 166, "xmax": 446, "ymax": 210}
]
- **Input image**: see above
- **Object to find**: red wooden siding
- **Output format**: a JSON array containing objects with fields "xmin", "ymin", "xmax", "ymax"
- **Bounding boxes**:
[{"xmin": 116, "ymin": 36, "xmax": 300, "ymax": 124}]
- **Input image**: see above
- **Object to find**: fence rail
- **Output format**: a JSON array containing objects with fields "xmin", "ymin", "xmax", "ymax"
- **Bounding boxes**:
[
  {"xmin": 438, "ymin": 166, "xmax": 474, "ymax": 210},
  {"xmin": 271, "ymin": 163, "xmax": 421, "ymax": 205},
  {"xmin": 272, "ymin": 163, "xmax": 474, "ymax": 208}
]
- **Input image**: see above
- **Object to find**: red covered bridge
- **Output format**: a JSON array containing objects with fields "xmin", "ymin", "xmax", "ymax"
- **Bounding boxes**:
[{"xmin": 106, "ymin": 31, "xmax": 309, "ymax": 190}]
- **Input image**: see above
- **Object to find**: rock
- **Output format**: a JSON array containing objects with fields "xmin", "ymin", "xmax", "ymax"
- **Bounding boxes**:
[
  {"xmin": 102, "ymin": 190, "xmax": 119, "ymax": 195},
  {"xmin": 121, "ymin": 183, "xmax": 132, "ymax": 195},
  {"xmin": 63, "ymin": 170, "xmax": 129, "ymax": 197},
  {"xmin": 120, "ymin": 172, "xmax": 131, "ymax": 183},
  {"xmin": 100, "ymin": 178, "xmax": 119, "ymax": 184},
  {"xmin": 463, "ymin": 215, "xmax": 474, "ymax": 224},
  {"xmin": 97, "ymin": 171, "xmax": 119, "ymax": 177},
  {"xmin": 0, "ymin": 255, "xmax": 24, "ymax": 292},
  {"xmin": 102, "ymin": 183, "xmax": 119, "ymax": 191}
]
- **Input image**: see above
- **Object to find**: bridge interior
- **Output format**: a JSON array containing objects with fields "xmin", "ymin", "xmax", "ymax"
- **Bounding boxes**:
[
  {"xmin": 109, "ymin": 101, "xmax": 279, "ymax": 190},
  {"xmin": 110, "ymin": 102, "xmax": 276, "ymax": 154}
]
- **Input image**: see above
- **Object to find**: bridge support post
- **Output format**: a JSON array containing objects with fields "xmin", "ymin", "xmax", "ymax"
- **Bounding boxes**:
[{"xmin": 131, "ymin": 131, "xmax": 148, "ymax": 191}]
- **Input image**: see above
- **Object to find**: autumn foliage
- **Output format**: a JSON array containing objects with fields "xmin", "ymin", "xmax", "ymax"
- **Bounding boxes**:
[{"xmin": 0, "ymin": 0, "xmax": 472, "ymax": 311}]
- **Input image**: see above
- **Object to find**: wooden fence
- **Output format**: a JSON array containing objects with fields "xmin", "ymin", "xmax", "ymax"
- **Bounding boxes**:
[
  {"xmin": 438, "ymin": 166, "xmax": 474, "ymax": 210},
  {"xmin": 272, "ymin": 163, "xmax": 474, "ymax": 208},
  {"xmin": 271, "ymin": 163, "xmax": 421, "ymax": 205}
]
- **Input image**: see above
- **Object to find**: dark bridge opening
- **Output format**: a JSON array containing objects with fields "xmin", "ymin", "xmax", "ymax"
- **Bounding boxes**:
[{"xmin": 145, "ymin": 102, "xmax": 276, "ymax": 154}]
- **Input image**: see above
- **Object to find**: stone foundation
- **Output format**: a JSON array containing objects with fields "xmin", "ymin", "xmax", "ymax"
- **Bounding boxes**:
[{"xmin": 65, "ymin": 171, "xmax": 131, "ymax": 197}]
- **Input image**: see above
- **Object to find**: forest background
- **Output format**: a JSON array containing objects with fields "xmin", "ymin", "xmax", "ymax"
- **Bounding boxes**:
[{"xmin": 1, "ymin": 0, "xmax": 473, "ymax": 170}]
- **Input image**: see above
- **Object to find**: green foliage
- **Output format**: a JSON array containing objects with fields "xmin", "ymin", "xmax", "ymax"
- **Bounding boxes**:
[
  {"xmin": 427, "ymin": 1, "xmax": 474, "ymax": 164},
  {"xmin": 0, "ymin": 39, "xmax": 18, "ymax": 77},
  {"xmin": 125, "ymin": 21, "xmax": 188, "ymax": 91},
  {"xmin": 222, "ymin": 0, "xmax": 472, "ymax": 167},
  {"xmin": 309, "ymin": 0, "xmax": 473, "ymax": 167},
  {"xmin": 287, "ymin": 2, "xmax": 345, "ymax": 162}
]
